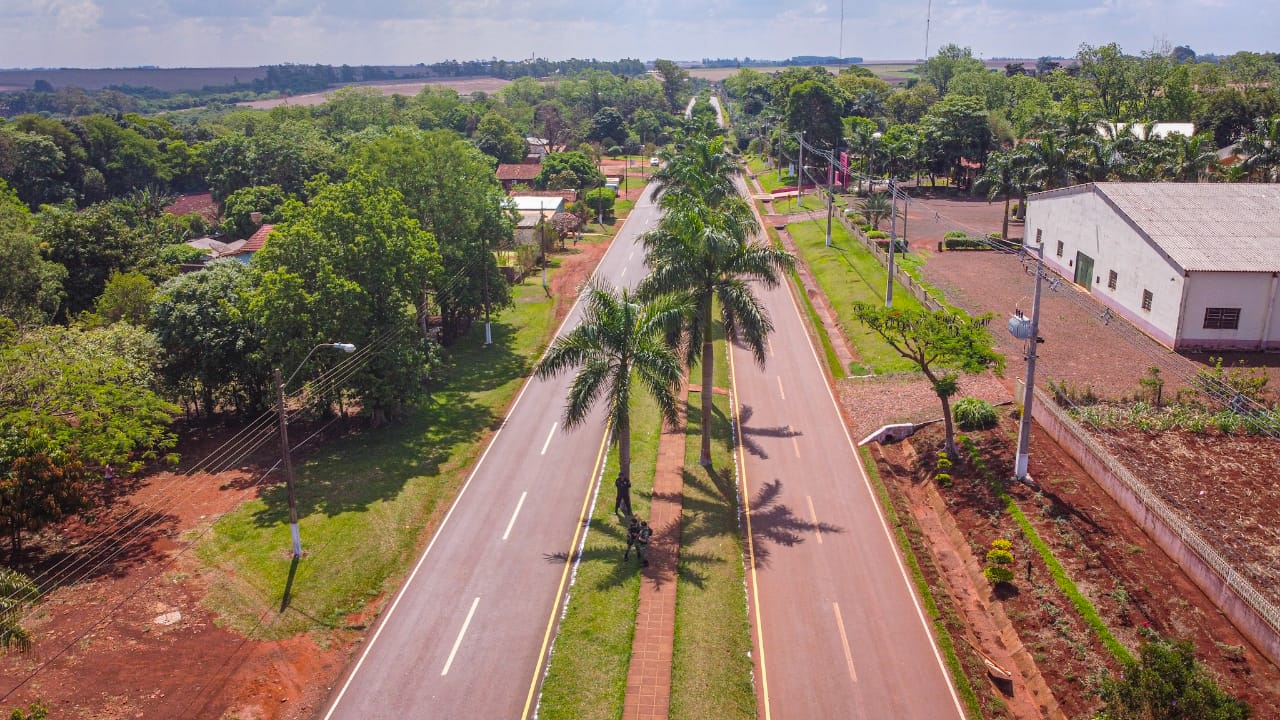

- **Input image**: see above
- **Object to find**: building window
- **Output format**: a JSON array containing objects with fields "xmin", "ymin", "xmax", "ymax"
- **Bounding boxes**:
[
  {"xmin": 1203, "ymin": 307, "xmax": 1241, "ymax": 330},
  {"xmin": 1055, "ymin": 240, "xmax": 1064, "ymax": 257},
  {"xmin": 1141, "ymin": 289, "xmax": 1153, "ymax": 311},
  {"xmin": 1036, "ymin": 229, "xmax": 1043, "ymax": 245},
  {"xmin": 1107, "ymin": 270, "xmax": 1117, "ymax": 290}
]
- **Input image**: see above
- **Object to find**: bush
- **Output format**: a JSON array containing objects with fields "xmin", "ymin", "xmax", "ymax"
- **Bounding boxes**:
[
  {"xmin": 866, "ymin": 229, "xmax": 888, "ymax": 239},
  {"xmin": 954, "ymin": 397, "xmax": 998, "ymax": 430},
  {"xmin": 944, "ymin": 230, "xmax": 968, "ymax": 240},
  {"xmin": 983, "ymin": 538, "xmax": 1015, "ymax": 586},
  {"xmin": 583, "ymin": 187, "xmax": 616, "ymax": 222},
  {"xmin": 934, "ymin": 472, "xmax": 952, "ymax": 487},
  {"xmin": 942, "ymin": 235, "xmax": 988, "ymax": 250},
  {"xmin": 1100, "ymin": 637, "xmax": 1251, "ymax": 720}
]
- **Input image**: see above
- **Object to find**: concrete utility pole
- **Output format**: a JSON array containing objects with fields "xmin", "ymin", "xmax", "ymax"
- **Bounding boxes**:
[
  {"xmin": 825, "ymin": 158, "xmax": 835, "ymax": 247},
  {"xmin": 274, "ymin": 368, "xmax": 302, "ymax": 559},
  {"xmin": 797, "ymin": 131, "xmax": 805, "ymax": 202},
  {"xmin": 886, "ymin": 180, "xmax": 897, "ymax": 308},
  {"xmin": 1015, "ymin": 240, "xmax": 1046, "ymax": 480}
]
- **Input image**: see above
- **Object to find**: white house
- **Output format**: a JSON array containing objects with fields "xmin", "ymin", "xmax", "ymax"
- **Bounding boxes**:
[
  {"xmin": 1096, "ymin": 122, "xmax": 1196, "ymax": 140},
  {"xmin": 1025, "ymin": 183, "xmax": 1280, "ymax": 351}
]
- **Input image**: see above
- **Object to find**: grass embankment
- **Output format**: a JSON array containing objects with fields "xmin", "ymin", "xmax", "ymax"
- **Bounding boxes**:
[
  {"xmin": 860, "ymin": 446, "xmax": 983, "ymax": 719},
  {"xmin": 538, "ymin": 389, "xmax": 665, "ymax": 720},
  {"xmin": 196, "ymin": 275, "xmax": 560, "ymax": 638},
  {"xmin": 785, "ymin": 219, "xmax": 922, "ymax": 373},
  {"xmin": 671, "ymin": 384, "xmax": 754, "ymax": 718}
]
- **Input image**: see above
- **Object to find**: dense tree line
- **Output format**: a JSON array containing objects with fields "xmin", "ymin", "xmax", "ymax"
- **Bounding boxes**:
[
  {"xmin": 0, "ymin": 61, "xmax": 692, "ymax": 576},
  {"xmin": 725, "ymin": 43, "xmax": 1280, "ymax": 197}
]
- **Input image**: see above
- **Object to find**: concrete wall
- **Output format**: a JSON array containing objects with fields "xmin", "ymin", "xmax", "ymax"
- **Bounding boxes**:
[
  {"xmin": 1179, "ymin": 271, "xmax": 1280, "ymax": 350},
  {"xmin": 1029, "ymin": 390, "xmax": 1280, "ymax": 668}
]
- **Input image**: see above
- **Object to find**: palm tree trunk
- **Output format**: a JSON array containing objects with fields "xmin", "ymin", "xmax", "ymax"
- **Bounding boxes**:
[
  {"xmin": 700, "ymin": 297, "xmax": 714, "ymax": 468},
  {"xmin": 1001, "ymin": 193, "xmax": 1011, "ymax": 242},
  {"xmin": 618, "ymin": 414, "xmax": 632, "ymax": 482}
]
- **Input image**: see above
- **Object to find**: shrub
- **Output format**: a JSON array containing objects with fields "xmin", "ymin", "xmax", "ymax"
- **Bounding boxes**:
[
  {"xmin": 942, "ymin": 235, "xmax": 988, "ymax": 250},
  {"xmin": 944, "ymin": 230, "xmax": 968, "ymax": 240},
  {"xmin": 935, "ymin": 452, "xmax": 953, "ymax": 470},
  {"xmin": 583, "ymin": 187, "xmax": 616, "ymax": 222},
  {"xmin": 859, "ymin": 223, "xmax": 874, "ymax": 233},
  {"xmin": 954, "ymin": 397, "xmax": 998, "ymax": 430},
  {"xmin": 983, "ymin": 538, "xmax": 1015, "ymax": 586},
  {"xmin": 867, "ymin": 229, "xmax": 888, "ymax": 239},
  {"xmin": 1099, "ymin": 637, "xmax": 1251, "ymax": 720},
  {"xmin": 934, "ymin": 473, "xmax": 952, "ymax": 487}
]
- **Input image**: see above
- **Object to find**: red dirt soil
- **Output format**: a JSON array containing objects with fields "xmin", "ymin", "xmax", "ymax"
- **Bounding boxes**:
[{"xmin": 0, "ymin": 242, "xmax": 610, "ymax": 719}]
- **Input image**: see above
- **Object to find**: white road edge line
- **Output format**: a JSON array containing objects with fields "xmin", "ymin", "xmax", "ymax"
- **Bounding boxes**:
[
  {"xmin": 776, "ymin": 375, "xmax": 786, "ymax": 400},
  {"xmin": 806, "ymin": 495, "xmax": 822, "ymax": 544},
  {"xmin": 620, "ymin": 266, "xmax": 628, "ymax": 279},
  {"xmin": 442, "ymin": 597, "xmax": 481, "ymax": 676},
  {"xmin": 321, "ymin": 197, "xmax": 631, "ymax": 719},
  {"xmin": 832, "ymin": 602, "xmax": 858, "ymax": 684},
  {"xmin": 541, "ymin": 422, "xmax": 558, "ymax": 455},
  {"xmin": 502, "ymin": 491, "xmax": 528, "ymax": 541}
]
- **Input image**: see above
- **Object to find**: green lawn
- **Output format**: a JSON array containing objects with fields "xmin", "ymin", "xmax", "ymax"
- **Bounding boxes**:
[
  {"xmin": 196, "ymin": 275, "xmax": 560, "ymax": 639},
  {"xmin": 537, "ymin": 387, "xmax": 665, "ymax": 720},
  {"xmin": 785, "ymin": 218, "xmax": 922, "ymax": 374},
  {"xmin": 671, "ymin": 389, "xmax": 754, "ymax": 720}
]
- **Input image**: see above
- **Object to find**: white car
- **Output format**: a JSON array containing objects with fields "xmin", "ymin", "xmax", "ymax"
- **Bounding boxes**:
[{"xmin": 649, "ymin": 157, "xmax": 660, "ymax": 167}]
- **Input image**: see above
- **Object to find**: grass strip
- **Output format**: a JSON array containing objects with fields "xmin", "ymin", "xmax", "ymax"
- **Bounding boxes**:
[
  {"xmin": 537, "ymin": 388, "xmax": 665, "ymax": 720},
  {"xmin": 671, "ymin": 389, "xmax": 754, "ymax": 720},
  {"xmin": 959, "ymin": 436, "xmax": 1134, "ymax": 665},
  {"xmin": 860, "ymin": 446, "xmax": 984, "ymax": 719},
  {"xmin": 786, "ymin": 219, "xmax": 921, "ymax": 373},
  {"xmin": 196, "ymin": 275, "xmax": 559, "ymax": 639}
]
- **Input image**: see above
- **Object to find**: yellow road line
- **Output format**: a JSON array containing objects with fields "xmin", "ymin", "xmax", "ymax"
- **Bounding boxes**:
[
  {"xmin": 520, "ymin": 428, "xmax": 611, "ymax": 719},
  {"xmin": 730, "ymin": 341, "xmax": 772, "ymax": 720}
]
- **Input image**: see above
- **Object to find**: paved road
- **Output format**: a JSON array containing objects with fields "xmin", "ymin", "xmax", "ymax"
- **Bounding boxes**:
[
  {"xmin": 730, "ymin": 178, "xmax": 965, "ymax": 719},
  {"xmin": 322, "ymin": 189, "xmax": 662, "ymax": 719}
]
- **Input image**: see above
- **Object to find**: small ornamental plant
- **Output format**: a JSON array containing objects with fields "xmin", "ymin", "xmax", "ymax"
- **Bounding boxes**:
[
  {"xmin": 934, "ymin": 451, "xmax": 953, "ymax": 487},
  {"xmin": 983, "ymin": 538, "xmax": 1016, "ymax": 586}
]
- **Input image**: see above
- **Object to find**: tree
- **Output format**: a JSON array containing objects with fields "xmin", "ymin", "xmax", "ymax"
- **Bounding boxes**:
[
  {"xmin": 786, "ymin": 80, "xmax": 843, "ymax": 151},
  {"xmin": 1017, "ymin": 131, "xmax": 1081, "ymax": 191},
  {"xmin": 920, "ymin": 95, "xmax": 995, "ymax": 184},
  {"xmin": 587, "ymin": 106, "xmax": 626, "ymax": 146},
  {"xmin": 652, "ymin": 59, "xmax": 691, "ymax": 112},
  {"xmin": 0, "ymin": 181, "xmax": 64, "ymax": 327},
  {"xmin": 348, "ymin": 128, "xmax": 514, "ymax": 345},
  {"xmin": 850, "ymin": 305, "xmax": 1003, "ymax": 458},
  {"xmin": 640, "ymin": 197, "xmax": 793, "ymax": 466},
  {"xmin": 859, "ymin": 193, "xmax": 891, "ymax": 229},
  {"xmin": 1099, "ymin": 636, "xmax": 1251, "ymax": 720},
  {"xmin": 0, "ymin": 424, "xmax": 90, "ymax": 558},
  {"xmin": 918, "ymin": 44, "xmax": 985, "ymax": 95},
  {"xmin": 583, "ymin": 187, "xmax": 616, "ymax": 223},
  {"xmin": 534, "ymin": 281, "xmax": 684, "ymax": 484},
  {"xmin": 248, "ymin": 173, "xmax": 442, "ymax": 423},
  {"xmin": 150, "ymin": 260, "xmax": 265, "ymax": 417},
  {"xmin": 34, "ymin": 202, "xmax": 141, "ymax": 320},
  {"xmin": 534, "ymin": 151, "xmax": 605, "ymax": 191},
  {"xmin": 221, "ymin": 184, "xmax": 288, "ymax": 239},
  {"xmin": 1077, "ymin": 42, "xmax": 1138, "ymax": 120},
  {"xmin": 0, "ymin": 567, "xmax": 38, "ymax": 651},
  {"xmin": 89, "ymin": 270, "xmax": 155, "ymax": 326},
  {"xmin": 473, "ymin": 112, "xmax": 526, "ymax": 163},
  {"xmin": 650, "ymin": 133, "xmax": 740, "ymax": 208},
  {"xmin": 1242, "ymin": 116, "xmax": 1280, "ymax": 183},
  {"xmin": 973, "ymin": 151, "xmax": 1028, "ymax": 242},
  {"xmin": 1160, "ymin": 132, "xmax": 1218, "ymax": 182}
]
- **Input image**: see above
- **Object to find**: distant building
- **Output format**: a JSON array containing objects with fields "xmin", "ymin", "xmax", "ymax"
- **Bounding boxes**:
[
  {"xmin": 1097, "ymin": 122, "xmax": 1196, "ymax": 140},
  {"xmin": 496, "ymin": 163, "xmax": 541, "ymax": 191},
  {"xmin": 507, "ymin": 196, "xmax": 565, "ymax": 248},
  {"xmin": 1026, "ymin": 182, "xmax": 1280, "ymax": 351},
  {"xmin": 230, "ymin": 224, "xmax": 275, "ymax": 263},
  {"xmin": 525, "ymin": 137, "xmax": 551, "ymax": 160}
]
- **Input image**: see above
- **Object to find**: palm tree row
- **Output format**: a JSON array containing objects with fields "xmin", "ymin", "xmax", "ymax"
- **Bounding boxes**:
[{"xmin": 536, "ymin": 131, "xmax": 793, "ymax": 481}]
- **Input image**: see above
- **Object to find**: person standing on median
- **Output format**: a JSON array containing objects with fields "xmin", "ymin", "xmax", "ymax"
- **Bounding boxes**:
[
  {"xmin": 635, "ymin": 520, "xmax": 652, "ymax": 567},
  {"xmin": 624, "ymin": 516, "xmax": 641, "ymax": 561},
  {"xmin": 614, "ymin": 472, "xmax": 632, "ymax": 517}
]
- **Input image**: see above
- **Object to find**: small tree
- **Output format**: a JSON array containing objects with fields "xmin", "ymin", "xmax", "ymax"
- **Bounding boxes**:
[
  {"xmin": 983, "ymin": 538, "xmax": 1015, "ymax": 586},
  {"xmin": 584, "ymin": 188, "xmax": 616, "ymax": 224},
  {"xmin": 859, "ymin": 193, "xmax": 891, "ymax": 228},
  {"xmin": 0, "ymin": 567, "xmax": 38, "ymax": 651},
  {"xmin": 1099, "ymin": 636, "xmax": 1251, "ymax": 720},
  {"xmin": 852, "ymin": 304, "xmax": 1004, "ymax": 458}
]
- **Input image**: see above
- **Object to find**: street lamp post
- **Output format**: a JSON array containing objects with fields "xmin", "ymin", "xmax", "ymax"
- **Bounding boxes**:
[
  {"xmin": 869, "ymin": 131, "xmax": 882, "ymax": 194},
  {"xmin": 275, "ymin": 341, "xmax": 356, "ymax": 559}
]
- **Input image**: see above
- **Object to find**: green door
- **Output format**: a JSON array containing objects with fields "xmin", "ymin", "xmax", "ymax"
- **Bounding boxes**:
[{"xmin": 1074, "ymin": 252, "xmax": 1094, "ymax": 289}]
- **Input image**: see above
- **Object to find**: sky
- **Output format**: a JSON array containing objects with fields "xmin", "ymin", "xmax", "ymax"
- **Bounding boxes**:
[{"xmin": 0, "ymin": 0, "xmax": 1274, "ymax": 69}]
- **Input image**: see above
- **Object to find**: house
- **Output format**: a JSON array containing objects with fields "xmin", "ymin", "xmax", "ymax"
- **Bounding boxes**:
[
  {"xmin": 185, "ymin": 236, "xmax": 245, "ymax": 259},
  {"xmin": 507, "ymin": 196, "xmax": 565, "ymax": 248},
  {"xmin": 525, "ymin": 137, "xmax": 551, "ymax": 160},
  {"xmin": 230, "ymin": 223, "xmax": 275, "ymax": 263},
  {"xmin": 496, "ymin": 163, "xmax": 541, "ymax": 191},
  {"xmin": 1025, "ymin": 182, "xmax": 1280, "ymax": 351}
]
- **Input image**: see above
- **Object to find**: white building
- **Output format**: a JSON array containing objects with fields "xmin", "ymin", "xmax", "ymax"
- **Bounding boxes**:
[{"xmin": 1025, "ymin": 183, "xmax": 1280, "ymax": 351}]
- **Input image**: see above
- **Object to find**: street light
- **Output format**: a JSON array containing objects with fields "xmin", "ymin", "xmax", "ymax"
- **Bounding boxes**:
[{"xmin": 275, "ymin": 341, "xmax": 357, "ymax": 559}]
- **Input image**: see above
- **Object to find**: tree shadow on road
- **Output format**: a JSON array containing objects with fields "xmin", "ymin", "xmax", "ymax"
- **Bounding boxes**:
[
  {"xmin": 746, "ymin": 478, "xmax": 844, "ymax": 570},
  {"xmin": 736, "ymin": 404, "xmax": 802, "ymax": 460}
]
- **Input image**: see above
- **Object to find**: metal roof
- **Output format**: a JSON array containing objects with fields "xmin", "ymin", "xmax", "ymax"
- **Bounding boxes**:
[{"xmin": 1034, "ymin": 183, "xmax": 1280, "ymax": 273}]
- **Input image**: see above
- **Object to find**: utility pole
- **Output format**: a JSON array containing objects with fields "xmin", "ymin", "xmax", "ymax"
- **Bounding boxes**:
[
  {"xmin": 825, "ymin": 157, "xmax": 835, "ymax": 247},
  {"xmin": 482, "ymin": 224, "xmax": 492, "ymax": 346},
  {"xmin": 797, "ymin": 131, "xmax": 805, "ymax": 202},
  {"xmin": 274, "ymin": 368, "xmax": 302, "ymax": 559},
  {"xmin": 540, "ymin": 202, "xmax": 548, "ymax": 294},
  {"xmin": 886, "ymin": 180, "xmax": 897, "ymax": 308},
  {"xmin": 1015, "ymin": 239, "xmax": 1046, "ymax": 480}
]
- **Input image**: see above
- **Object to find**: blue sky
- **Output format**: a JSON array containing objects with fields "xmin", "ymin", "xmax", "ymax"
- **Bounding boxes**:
[{"xmin": 0, "ymin": 0, "xmax": 1273, "ymax": 68}]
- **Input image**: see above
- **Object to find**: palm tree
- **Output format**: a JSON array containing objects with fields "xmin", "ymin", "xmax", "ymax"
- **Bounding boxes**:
[
  {"xmin": 1018, "ymin": 131, "xmax": 1079, "ymax": 191},
  {"xmin": 650, "ymin": 133, "xmax": 741, "ymax": 208},
  {"xmin": 1, "ymin": 567, "xmax": 37, "ymax": 652},
  {"xmin": 534, "ymin": 281, "xmax": 685, "ymax": 485},
  {"xmin": 1242, "ymin": 115, "xmax": 1280, "ymax": 183},
  {"xmin": 1161, "ymin": 132, "xmax": 1218, "ymax": 182},
  {"xmin": 640, "ymin": 198, "xmax": 794, "ymax": 466},
  {"xmin": 972, "ymin": 151, "xmax": 1028, "ymax": 242},
  {"xmin": 858, "ymin": 193, "xmax": 892, "ymax": 229}
]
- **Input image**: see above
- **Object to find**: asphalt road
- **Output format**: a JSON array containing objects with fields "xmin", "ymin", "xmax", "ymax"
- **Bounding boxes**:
[
  {"xmin": 729, "ymin": 178, "xmax": 965, "ymax": 719},
  {"xmin": 321, "ymin": 188, "xmax": 663, "ymax": 719}
]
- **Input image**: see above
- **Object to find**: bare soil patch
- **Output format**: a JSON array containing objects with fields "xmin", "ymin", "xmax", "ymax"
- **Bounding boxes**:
[
  {"xmin": 239, "ymin": 77, "xmax": 511, "ymax": 110},
  {"xmin": 0, "ymin": 240, "xmax": 610, "ymax": 718},
  {"xmin": 871, "ymin": 419, "xmax": 1280, "ymax": 719}
]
